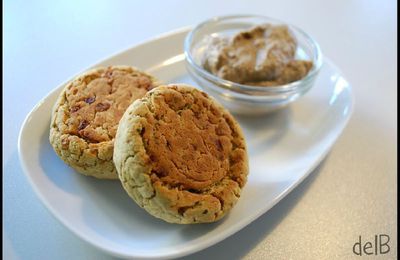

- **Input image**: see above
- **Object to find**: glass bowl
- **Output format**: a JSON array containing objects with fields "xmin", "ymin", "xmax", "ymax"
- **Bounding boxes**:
[{"xmin": 184, "ymin": 15, "xmax": 323, "ymax": 115}]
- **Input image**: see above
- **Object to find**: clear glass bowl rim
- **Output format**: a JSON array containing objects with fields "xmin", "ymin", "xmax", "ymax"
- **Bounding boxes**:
[{"xmin": 184, "ymin": 14, "xmax": 323, "ymax": 95}]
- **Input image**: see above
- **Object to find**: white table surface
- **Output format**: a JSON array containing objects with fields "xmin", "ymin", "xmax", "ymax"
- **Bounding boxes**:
[{"xmin": 4, "ymin": 0, "xmax": 397, "ymax": 259}]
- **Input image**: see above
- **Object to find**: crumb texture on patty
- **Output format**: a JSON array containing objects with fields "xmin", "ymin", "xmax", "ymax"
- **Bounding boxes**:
[
  {"xmin": 50, "ymin": 66, "xmax": 156, "ymax": 179},
  {"xmin": 114, "ymin": 84, "xmax": 248, "ymax": 223}
]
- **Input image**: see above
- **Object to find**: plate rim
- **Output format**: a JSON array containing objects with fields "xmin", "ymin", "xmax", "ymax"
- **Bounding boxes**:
[{"xmin": 17, "ymin": 27, "xmax": 355, "ymax": 259}]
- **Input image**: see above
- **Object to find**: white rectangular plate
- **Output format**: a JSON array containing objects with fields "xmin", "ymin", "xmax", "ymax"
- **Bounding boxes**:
[{"xmin": 18, "ymin": 28, "xmax": 354, "ymax": 259}]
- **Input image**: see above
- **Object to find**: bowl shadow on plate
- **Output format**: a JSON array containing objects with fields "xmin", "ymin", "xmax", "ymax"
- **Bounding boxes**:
[
  {"xmin": 178, "ymin": 158, "xmax": 327, "ymax": 260},
  {"xmin": 235, "ymin": 107, "xmax": 291, "ymax": 156}
]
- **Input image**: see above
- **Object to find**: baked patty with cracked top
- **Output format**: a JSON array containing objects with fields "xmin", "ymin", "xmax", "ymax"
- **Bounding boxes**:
[
  {"xmin": 113, "ymin": 84, "xmax": 249, "ymax": 223},
  {"xmin": 50, "ymin": 66, "xmax": 157, "ymax": 179}
]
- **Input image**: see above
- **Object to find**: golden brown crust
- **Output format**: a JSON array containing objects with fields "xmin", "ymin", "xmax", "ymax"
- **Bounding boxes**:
[
  {"xmin": 113, "ymin": 84, "xmax": 248, "ymax": 223},
  {"xmin": 50, "ymin": 66, "xmax": 157, "ymax": 179}
]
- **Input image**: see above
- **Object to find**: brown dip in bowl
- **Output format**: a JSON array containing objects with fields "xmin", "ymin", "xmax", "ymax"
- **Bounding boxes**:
[
  {"xmin": 201, "ymin": 24, "xmax": 313, "ymax": 87},
  {"xmin": 185, "ymin": 15, "xmax": 323, "ymax": 115}
]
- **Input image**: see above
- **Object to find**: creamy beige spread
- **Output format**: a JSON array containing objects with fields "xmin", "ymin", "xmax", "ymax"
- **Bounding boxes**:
[{"xmin": 201, "ymin": 24, "xmax": 313, "ymax": 86}]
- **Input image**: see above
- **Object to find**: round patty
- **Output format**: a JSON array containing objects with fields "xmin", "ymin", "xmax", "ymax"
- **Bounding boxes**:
[
  {"xmin": 50, "ymin": 66, "xmax": 157, "ymax": 179},
  {"xmin": 114, "ymin": 84, "xmax": 249, "ymax": 223}
]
